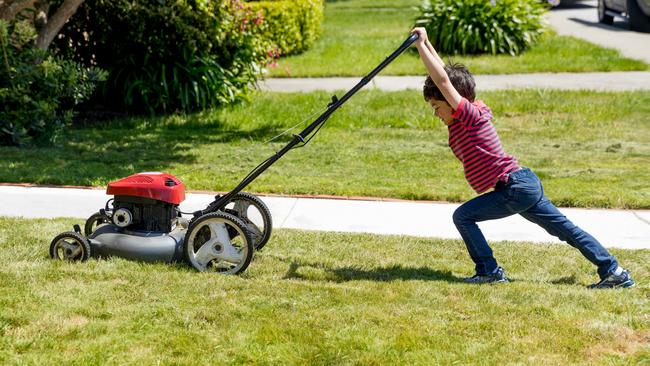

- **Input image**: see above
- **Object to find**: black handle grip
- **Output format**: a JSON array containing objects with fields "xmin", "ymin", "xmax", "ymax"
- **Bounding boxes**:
[{"xmin": 404, "ymin": 32, "xmax": 420, "ymax": 47}]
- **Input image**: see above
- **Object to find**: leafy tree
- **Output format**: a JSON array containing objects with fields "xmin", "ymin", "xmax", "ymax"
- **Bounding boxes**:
[
  {"xmin": 0, "ymin": 1, "xmax": 104, "ymax": 146},
  {"xmin": 0, "ymin": 0, "xmax": 84, "ymax": 50}
]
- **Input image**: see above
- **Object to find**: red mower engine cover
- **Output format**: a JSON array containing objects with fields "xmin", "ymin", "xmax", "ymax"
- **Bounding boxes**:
[{"xmin": 107, "ymin": 173, "xmax": 185, "ymax": 204}]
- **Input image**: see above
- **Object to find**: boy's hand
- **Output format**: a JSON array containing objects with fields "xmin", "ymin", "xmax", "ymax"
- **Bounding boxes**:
[
  {"xmin": 411, "ymin": 26, "xmax": 444, "ymax": 68},
  {"xmin": 412, "ymin": 25, "xmax": 461, "ymax": 110},
  {"xmin": 411, "ymin": 27, "xmax": 428, "ymax": 47}
]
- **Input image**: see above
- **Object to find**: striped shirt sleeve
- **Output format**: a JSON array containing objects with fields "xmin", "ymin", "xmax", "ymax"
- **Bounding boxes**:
[{"xmin": 451, "ymin": 98, "xmax": 489, "ymax": 130}]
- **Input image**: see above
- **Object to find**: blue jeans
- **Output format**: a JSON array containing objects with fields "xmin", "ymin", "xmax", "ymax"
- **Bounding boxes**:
[{"xmin": 452, "ymin": 168, "xmax": 618, "ymax": 279}]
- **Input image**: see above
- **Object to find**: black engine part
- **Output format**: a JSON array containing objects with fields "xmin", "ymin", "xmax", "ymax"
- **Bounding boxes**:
[{"xmin": 112, "ymin": 195, "xmax": 179, "ymax": 232}]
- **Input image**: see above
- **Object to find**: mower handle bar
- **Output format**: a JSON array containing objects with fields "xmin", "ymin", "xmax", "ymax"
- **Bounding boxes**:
[{"xmin": 196, "ymin": 33, "xmax": 420, "ymax": 216}]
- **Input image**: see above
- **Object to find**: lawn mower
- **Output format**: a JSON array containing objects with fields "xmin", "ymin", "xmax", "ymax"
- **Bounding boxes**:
[{"xmin": 49, "ymin": 33, "xmax": 420, "ymax": 275}]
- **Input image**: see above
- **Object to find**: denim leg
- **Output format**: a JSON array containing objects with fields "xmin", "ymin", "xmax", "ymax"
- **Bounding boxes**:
[
  {"xmin": 453, "ymin": 191, "xmax": 519, "ymax": 275},
  {"xmin": 453, "ymin": 168, "xmax": 544, "ymax": 275},
  {"xmin": 519, "ymin": 195, "xmax": 618, "ymax": 279}
]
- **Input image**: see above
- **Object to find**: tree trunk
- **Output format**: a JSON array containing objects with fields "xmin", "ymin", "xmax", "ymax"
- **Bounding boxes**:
[{"xmin": 35, "ymin": 0, "xmax": 83, "ymax": 50}]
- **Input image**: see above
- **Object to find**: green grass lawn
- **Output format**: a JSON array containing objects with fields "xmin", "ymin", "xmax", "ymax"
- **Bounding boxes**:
[
  {"xmin": 1, "ymin": 89, "xmax": 649, "ymax": 208},
  {"xmin": 0, "ymin": 217, "xmax": 648, "ymax": 365},
  {"xmin": 268, "ymin": 0, "xmax": 648, "ymax": 77}
]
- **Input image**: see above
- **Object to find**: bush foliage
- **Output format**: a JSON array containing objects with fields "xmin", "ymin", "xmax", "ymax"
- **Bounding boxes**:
[
  {"xmin": 415, "ymin": 0, "xmax": 547, "ymax": 56},
  {"xmin": 0, "ymin": 20, "xmax": 105, "ymax": 146},
  {"xmin": 246, "ymin": 0, "xmax": 324, "ymax": 56},
  {"xmin": 56, "ymin": 0, "xmax": 270, "ymax": 114}
]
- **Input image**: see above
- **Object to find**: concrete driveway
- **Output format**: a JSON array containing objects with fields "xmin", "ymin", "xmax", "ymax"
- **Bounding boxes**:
[{"xmin": 547, "ymin": 0, "xmax": 650, "ymax": 63}]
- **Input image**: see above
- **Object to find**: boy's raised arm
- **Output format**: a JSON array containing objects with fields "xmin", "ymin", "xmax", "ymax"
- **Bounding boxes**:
[
  {"xmin": 411, "ymin": 28, "xmax": 462, "ymax": 110},
  {"xmin": 423, "ymin": 37, "xmax": 445, "ymax": 69}
]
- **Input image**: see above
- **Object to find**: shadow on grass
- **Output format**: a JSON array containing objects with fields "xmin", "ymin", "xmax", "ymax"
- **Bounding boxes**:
[
  {"xmin": 281, "ymin": 260, "xmax": 464, "ymax": 283},
  {"xmin": 331, "ymin": 265, "xmax": 464, "ymax": 283},
  {"xmin": 549, "ymin": 275, "xmax": 579, "ymax": 285},
  {"xmin": 0, "ymin": 117, "xmax": 283, "ymax": 186}
]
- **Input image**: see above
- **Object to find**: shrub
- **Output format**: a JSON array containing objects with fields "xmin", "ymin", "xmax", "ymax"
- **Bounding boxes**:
[
  {"xmin": 0, "ymin": 20, "xmax": 105, "ymax": 146},
  {"xmin": 55, "ymin": 0, "xmax": 269, "ymax": 114},
  {"xmin": 246, "ymin": 0, "xmax": 324, "ymax": 56},
  {"xmin": 415, "ymin": 0, "xmax": 548, "ymax": 56}
]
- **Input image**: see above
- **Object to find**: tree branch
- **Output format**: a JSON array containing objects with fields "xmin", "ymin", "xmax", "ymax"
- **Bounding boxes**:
[
  {"xmin": 35, "ymin": 0, "xmax": 83, "ymax": 50},
  {"xmin": 0, "ymin": 0, "xmax": 37, "ymax": 20}
]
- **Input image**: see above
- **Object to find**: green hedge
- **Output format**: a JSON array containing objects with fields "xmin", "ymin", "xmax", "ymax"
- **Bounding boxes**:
[
  {"xmin": 247, "ymin": 0, "xmax": 324, "ymax": 56},
  {"xmin": 55, "ymin": 0, "xmax": 269, "ymax": 114},
  {"xmin": 415, "ymin": 0, "xmax": 547, "ymax": 56}
]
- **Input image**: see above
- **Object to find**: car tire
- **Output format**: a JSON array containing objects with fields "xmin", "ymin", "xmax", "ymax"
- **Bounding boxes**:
[
  {"xmin": 627, "ymin": 0, "xmax": 650, "ymax": 32},
  {"xmin": 598, "ymin": 0, "xmax": 614, "ymax": 25}
]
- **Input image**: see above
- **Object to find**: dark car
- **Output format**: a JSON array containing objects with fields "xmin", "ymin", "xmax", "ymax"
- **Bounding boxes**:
[{"xmin": 598, "ymin": 0, "xmax": 650, "ymax": 32}]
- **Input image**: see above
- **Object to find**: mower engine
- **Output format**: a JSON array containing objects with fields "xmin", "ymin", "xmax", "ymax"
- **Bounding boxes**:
[
  {"xmin": 49, "ymin": 172, "xmax": 273, "ymax": 275},
  {"xmin": 108, "ymin": 173, "xmax": 184, "ymax": 233}
]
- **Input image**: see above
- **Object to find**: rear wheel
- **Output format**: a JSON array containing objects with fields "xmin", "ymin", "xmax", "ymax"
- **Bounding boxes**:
[
  {"xmin": 598, "ymin": 0, "xmax": 614, "ymax": 25},
  {"xmin": 183, "ymin": 212, "xmax": 253, "ymax": 274},
  {"xmin": 50, "ymin": 232, "xmax": 91, "ymax": 261},
  {"xmin": 84, "ymin": 212, "xmax": 110, "ymax": 236},
  {"xmin": 223, "ymin": 192, "xmax": 272, "ymax": 250},
  {"xmin": 628, "ymin": 0, "xmax": 650, "ymax": 32}
]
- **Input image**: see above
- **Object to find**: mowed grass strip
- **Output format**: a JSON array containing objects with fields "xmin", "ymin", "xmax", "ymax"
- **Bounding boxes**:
[
  {"xmin": 1, "ymin": 90, "xmax": 649, "ymax": 208},
  {"xmin": 0, "ymin": 217, "xmax": 648, "ymax": 365},
  {"xmin": 268, "ymin": 0, "xmax": 647, "ymax": 77}
]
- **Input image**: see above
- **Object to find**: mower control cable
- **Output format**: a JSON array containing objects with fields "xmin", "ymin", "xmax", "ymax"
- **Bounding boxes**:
[
  {"xmin": 172, "ymin": 103, "xmax": 329, "ymax": 190},
  {"xmin": 190, "ymin": 102, "xmax": 334, "ymax": 217},
  {"xmin": 263, "ymin": 105, "xmax": 329, "ymax": 145},
  {"xmin": 290, "ymin": 96, "xmax": 338, "ymax": 149}
]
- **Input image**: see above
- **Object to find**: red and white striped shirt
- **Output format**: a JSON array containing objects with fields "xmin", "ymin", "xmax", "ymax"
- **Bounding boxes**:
[{"xmin": 449, "ymin": 98, "xmax": 520, "ymax": 194}]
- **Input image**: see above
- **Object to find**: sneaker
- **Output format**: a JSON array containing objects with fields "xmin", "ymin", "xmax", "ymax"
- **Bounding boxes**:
[
  {"xmin": 588, "ymin": 268, "xmax": 636, "ymax": 289},
  {"xmin": 464, "ymin": 266, "xmax": 509, "ymax": 284}
]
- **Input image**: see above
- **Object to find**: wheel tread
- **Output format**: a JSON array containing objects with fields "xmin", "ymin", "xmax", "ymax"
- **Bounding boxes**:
[
  {"xmin": 226, "ymin": 192, "xmax": 273, "ymax": 250},
  {"xmin": 49, "ymin": 231, "xmax": 91, "ymax": 261}
]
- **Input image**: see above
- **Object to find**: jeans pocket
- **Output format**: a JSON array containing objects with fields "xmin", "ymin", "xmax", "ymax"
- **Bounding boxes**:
[
  {"xmin": 505, "ymin": 179, "xmax": 542, "ymax": 212},
  {"xmin": 505, "ymin": 186, "xmax": 518, "ymax": 202}
]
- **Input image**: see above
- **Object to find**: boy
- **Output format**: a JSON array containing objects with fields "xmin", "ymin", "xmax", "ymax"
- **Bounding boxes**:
[{"xmin": 411, "ymin": 27, "xmax": 635, "ymax": 288}]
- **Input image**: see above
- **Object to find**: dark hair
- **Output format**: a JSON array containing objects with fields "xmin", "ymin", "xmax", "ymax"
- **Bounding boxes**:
[{"xmin": 423, "ymin": 62, "xmax": 475, "ymax": 103}]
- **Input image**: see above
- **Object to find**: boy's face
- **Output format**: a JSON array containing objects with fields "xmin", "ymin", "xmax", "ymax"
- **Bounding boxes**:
[{"xmin": 429, "ymin": 99, "xmax": 454, "ymax": 126}]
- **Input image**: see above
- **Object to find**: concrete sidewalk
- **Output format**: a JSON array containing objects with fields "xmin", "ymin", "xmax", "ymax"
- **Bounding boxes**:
[
  {"xmin": 1, "ymin": 185, "xmax": 649, "ymax": 250},
  {"xmin": 259, "ymin": 72, "xmax": 650, "ymax": 93}
]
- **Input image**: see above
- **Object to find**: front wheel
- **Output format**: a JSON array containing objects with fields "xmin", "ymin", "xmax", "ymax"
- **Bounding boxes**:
[
  {"xmin": 183, "ymin": 212, "xmax": 253, "ymax": 274},
  {"xmin": 628, "ymin": 0, "xmax": 650, "ymax": 32},
  {"xmin": 50, "ymin": 232, "xmax": 91, "ymax": 261}
]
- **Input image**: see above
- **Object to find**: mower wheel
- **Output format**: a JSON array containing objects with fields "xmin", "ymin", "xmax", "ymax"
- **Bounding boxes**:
[
  {"xmin": 50, "ymin": 231, "xmax": 92, "ymax": 262},
  {"xmin": 183, "ymin": 212, "xmax": 253, "ymax": 274},
  {"xmin": 224, "ymin": 192, "xmax": 273, "ymax": 250},
  {"xmin": 84, "ymin": 212, "xmax": 111, "ymax": 236}
]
